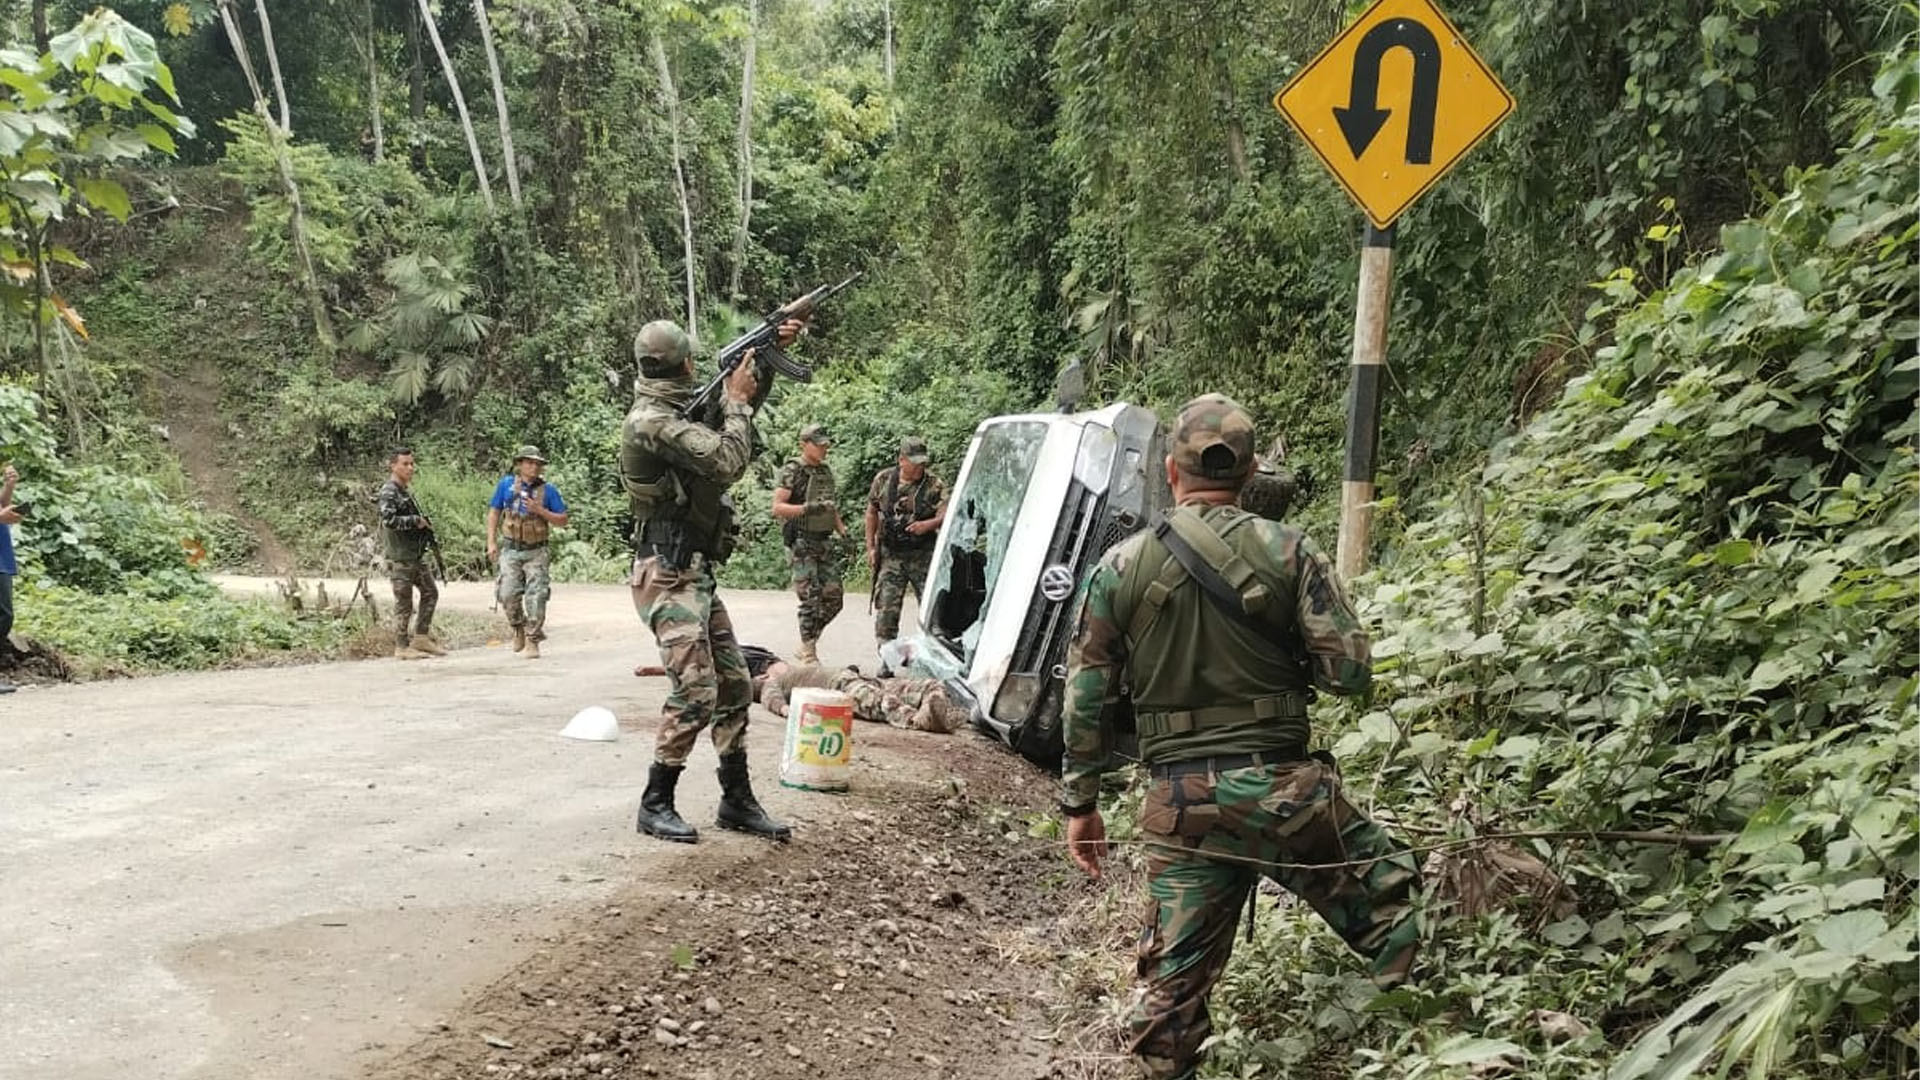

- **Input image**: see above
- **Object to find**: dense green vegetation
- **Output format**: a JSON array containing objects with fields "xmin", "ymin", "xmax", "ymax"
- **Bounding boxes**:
[{"xmin": 0, "ymin": 0, "xmax": 1910, "ymax": 1076}]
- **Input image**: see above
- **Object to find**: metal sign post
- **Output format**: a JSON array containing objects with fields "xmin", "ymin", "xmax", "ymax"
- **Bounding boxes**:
[{"xmin": 1274, "ymin": 0, "xmax": 1514, "ymax": 577}]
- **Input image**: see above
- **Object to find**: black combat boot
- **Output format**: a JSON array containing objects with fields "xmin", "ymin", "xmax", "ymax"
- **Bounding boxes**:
[
  {"xmin": 636, "ymin": 762, "xmax": 699, "ymax": 843},
  {"xmin": 715, "ymin": 752, "xmax": 792, "ymax": 841}
]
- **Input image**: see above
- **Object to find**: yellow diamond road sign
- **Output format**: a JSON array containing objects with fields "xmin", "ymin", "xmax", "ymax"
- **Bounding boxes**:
[{"xmin": 1275, "ymin": 0, "xmax": 1514, "ymax": 229}]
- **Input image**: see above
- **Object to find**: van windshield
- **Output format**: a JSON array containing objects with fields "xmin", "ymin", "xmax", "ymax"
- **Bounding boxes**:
[{"xmin": 925, "ymin": 420, "xmax": 1050, "ymax": 660}]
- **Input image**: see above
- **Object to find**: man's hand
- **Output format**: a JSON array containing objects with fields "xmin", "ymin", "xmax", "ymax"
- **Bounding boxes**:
[
  {"xmin": 724, "ymin": 359, "xmax": 760, "ymax": 404},
  {"xmin": 418, "ymin": 516, "xmax": 431, "ymax": 530},
  {"xmin": 1067, "ymin": 812, "xmax": 1109, "ymax": 879},
  {"xmin": 486, "ymin": 541, "xmax": 499, "ymax": 562},
  {"xmin": 906, "ymin": 519, "xmax": 938, "ymax": 536},
  {"xmin": 0, "ymin": 506, "xmax": 19, "ymax": 527},
  {"xmin": 774, "ymin": 315, "xmax": 808, "ymax": 348}
]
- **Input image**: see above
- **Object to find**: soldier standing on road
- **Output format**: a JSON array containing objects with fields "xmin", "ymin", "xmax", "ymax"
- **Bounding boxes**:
[
  {"xmin": 621, "ymin": 316, "xmax": 805, "ymax": 845},
  {"xmin": 864, "ymin": 436, "xmax": 945, "ymax": 662},
  {"xmin": 1059, "ymin": 395, "xmax": 1422, "ymax": 1080},
  {"xmin": 486, "ymin": 445, "xmax": 570, "ymax": 660},
  {"xmin": 378, "ymin": 447, "xmax": 445, "ymax": 661},
  {"xmin": 772, "ymin": 423, "xmax": 846, "ymax": 666}
]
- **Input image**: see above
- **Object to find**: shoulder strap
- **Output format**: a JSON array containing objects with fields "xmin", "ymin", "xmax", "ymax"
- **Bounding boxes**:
[{"xmin": 1124, "ymin": 507, "xmax": 1274, "ymax": 644}]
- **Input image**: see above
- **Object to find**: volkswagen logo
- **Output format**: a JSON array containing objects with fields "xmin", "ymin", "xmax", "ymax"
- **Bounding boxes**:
[{"xmin": 1039, "ymin": 564, "xmax": 1077, "ymax": 602}]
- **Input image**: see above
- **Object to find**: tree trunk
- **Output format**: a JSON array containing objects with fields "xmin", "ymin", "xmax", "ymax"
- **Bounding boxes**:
[
  {"xmin": 727, "ymin": 0, "xmax": 757, "ymax": 303},
  {"xmin": 362, "ymin": 0, "xmax": 383, "ymax": 162},
  {"xmin": 417, "ymin": 0, "xmax": 496, "ymax": 214},
  {"xmin": 219, "ymin": 1, "xmax": 336, "ymax": 350},
  {"xmin": 882, "ymin": 0, "xmax": 894, "ymax": 90},
  {"xmin": 406, "ymin": 0, "xmax": 425, "ymax": 167},
  {"xmin": 652, "ymin": 35, "xmax": 697, "ymax": 339},
  {"xmin": 254, "ymin": 0, "xmax": 293, "ymax": 134},
  {"xmin": 31, "ymin": 0, "xmax": 47, "ymax": 53},
  {"xmin": 471, "ymin": 0, "xmax": 520, "ymax": 207}
]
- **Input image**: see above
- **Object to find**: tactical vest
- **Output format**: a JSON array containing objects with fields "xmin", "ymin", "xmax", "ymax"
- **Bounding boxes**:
[
  {"xmin": 784, "ymin": 462, "xmax": 839, "ymax": 538},
  {"xmin": 880, "ymin": 468, "xmax": 936, "ymax": 551},
  {"xmin": 619, "ymin": 394, "xmax": 732, "ymax": 559},
  {"xmin": 501, "ymin": 480, "xmax": 552, "ymax": 545},
  {"xmin": 1112, "ymin": 504, "xmax": 1313, "ymax": 763}
]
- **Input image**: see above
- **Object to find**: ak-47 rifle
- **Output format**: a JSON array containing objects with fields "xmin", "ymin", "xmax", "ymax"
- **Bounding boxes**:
[
  {"xmin": 417, "ymin": 498, "xmax": 449, "ymax": 583},
  {"xmin": 680, "ymin": 274, "xmax": 861, "ymax": 425}
]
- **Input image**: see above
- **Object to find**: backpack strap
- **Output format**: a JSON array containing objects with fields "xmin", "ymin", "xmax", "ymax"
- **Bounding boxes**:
[{"xmin": 1124, "ymin": 507, "xmax": 1274, "ymax": 644}]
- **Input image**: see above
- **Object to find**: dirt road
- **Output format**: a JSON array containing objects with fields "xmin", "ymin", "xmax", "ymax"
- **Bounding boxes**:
[{"xmin": 0, "ymin": 580, "xmax": 1079, "ymax": 1080}]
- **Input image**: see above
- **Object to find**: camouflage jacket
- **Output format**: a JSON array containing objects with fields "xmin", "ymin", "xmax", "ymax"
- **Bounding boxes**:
[
  {"xmin": 619, "ymin": 376, "xmax": 755, "ymax": 549},
  {"xmin": 1059, "ymin": 499, "xmax": 1371, "ymax": 810},
  {"xmin": 776, "ymin": 460, "xmax": 840, "ymax": 537},
  {"xmin": 377, "ymin": 477, "xmax": 430, "ymax": 564}
]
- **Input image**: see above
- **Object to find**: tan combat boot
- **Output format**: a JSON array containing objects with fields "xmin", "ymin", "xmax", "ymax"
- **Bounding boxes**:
[
  {"xmin": 411, "ymin": 634, "xmax": 447, "ymax": 657},
  {"xmin": 394, "ymin": 641, "xmax": 428, "ymax": 660},
  {"xmin": 796, "ymin": 639, "xmax": 819, "ymax": 665},
  {"xmin": 524, "ymin": 638, "xmax": 541, "ymax": 660},
  {"xmin": 511, "ymin": 625, "xmax": 527, "ymax": 653}
]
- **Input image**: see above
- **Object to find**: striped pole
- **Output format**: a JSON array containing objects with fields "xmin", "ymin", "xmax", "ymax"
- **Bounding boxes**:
[{"xmin": 1336, "ymin": 222, "xmax": 1395, "ymax": 581}]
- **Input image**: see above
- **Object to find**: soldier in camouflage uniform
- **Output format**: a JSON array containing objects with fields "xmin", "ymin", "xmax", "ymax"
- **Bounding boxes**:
[
  {"xmin": 1060, "ymin": 395, "xmax": 1421, "ymax": 1080},
  {"xmin": 377, "ymin": 447, "xmax": 445, "ymax": 660},
  {"xmin": 621, "ymin": 316, "xmax": 804, "ymax": 845},
  {"xmin": 753, "ymin": 658, "xmax": 963, "ymax": 733},
  {"xmin": 864, "ymin": 436, "xmax": 946, "ymax": 658},
  {"xmin": 772, "ymin": 423, "xmax": 846, "ymax": 665}
]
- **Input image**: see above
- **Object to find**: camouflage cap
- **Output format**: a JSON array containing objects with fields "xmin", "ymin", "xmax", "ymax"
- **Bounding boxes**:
[
  {"xmin": 1170, "ymin": 393, "xmax": 1256, "ymax": 481},
  {"xmin": 800, "ymin": 423, "xmax": 832, "ymax": 447},
  {"xmin": 512, "ymin": 444, "xmax": 547, "ymax": 465},
  {"xmin": 899, "ymin": 436, "xmax": 930, "ymax": 465},
  {"xmin": 634, "ymin": 320, "xmax": 692, "ymax": 376}
]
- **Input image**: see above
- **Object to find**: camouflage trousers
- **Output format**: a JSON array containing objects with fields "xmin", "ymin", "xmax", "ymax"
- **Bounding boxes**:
[
  {"xmin": 389, "ymin": 560, "xmax": 438, "ymax": 640},
  {"xmin": 873, "ymin": 545, "xmax": 932, "ymax": 643},
  {"xmin": 1130, "ymin": 759, "xmax": 1422, "ymax": 1080},
  {"xmin": 497, "ymin": 542, "xmax": 552, "ymax": 639},
  {"xmin": 630, "ymin": 554, "xmax": 752, "ymax": 767},
  {"xmin": 830, "ymin": 670, "xmax": 959, "ymax": 733},
  {"xmin": 788, "ymin": 534, "xmax": 845, "ymax": 642}
]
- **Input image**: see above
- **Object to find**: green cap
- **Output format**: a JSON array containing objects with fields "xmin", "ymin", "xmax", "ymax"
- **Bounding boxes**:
[
  {"xmin": 899, "ymin": 436, "xmax": 930, "ymax": 465},
  {"xmin": 1170, "ymin": 394, "xmax": 1256, "ymax": 481},
  {"xmin": 800, "ymin": 423, "xmax": 832, "ymax": 447},
  {"xmin": 513, "ymin": 444, "xmax": 546, "ymax": 465},
  {"xmin": 634, "ymin": 320, "xmax": 692, "ymax": 377}
]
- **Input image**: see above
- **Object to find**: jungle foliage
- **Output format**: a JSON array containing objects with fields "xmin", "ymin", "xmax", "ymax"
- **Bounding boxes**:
[{"xmin": 0, "ymin": 0, "xmax": 1910, "ymax": 1075}]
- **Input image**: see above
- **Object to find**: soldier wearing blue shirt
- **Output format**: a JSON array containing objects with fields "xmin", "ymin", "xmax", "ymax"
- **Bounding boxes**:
[{"xmin": 486, "ymin": 445, "xmax": 569, "ymax": 658}]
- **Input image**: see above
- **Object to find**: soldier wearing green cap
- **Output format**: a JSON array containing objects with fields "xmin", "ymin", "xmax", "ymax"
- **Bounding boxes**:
[
  {"xmin": 621, "ymin": 313, "xmax": 806, "ymax": 846},
  {"xmin": 1058, "ymin": 393, "xmax": 1422, "ymax": 1080},
  {"xmin": 864, "ymin": 435, "xmax": 946, "ymax": 662},
  {"xmin": 486, "ymin": 445, "xmax": 570, "ymax": 659},
  {"xmin": 773, "ymin": 423, "xmax": 846, "ymax": 665}
]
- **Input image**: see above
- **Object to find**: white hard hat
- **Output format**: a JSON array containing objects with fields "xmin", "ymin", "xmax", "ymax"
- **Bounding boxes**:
[{"xmin": 560, "ymin": 706, "xmax": 620, "ymax": 742}]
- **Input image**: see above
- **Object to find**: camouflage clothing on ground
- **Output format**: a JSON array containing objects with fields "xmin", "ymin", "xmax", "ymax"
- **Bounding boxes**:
[
  {"xmin": 777, "ymin": 459, "xmax": 845, "ymax": 641},
  {"xmin": 1059, "ymin": 395, "xmax": 1418, "ymax": 1080},
  {"xmin": 761, "ymin": 664, "xmax": 961, "ymax": 733},
  {"xmin": 498, "ymin": 543, "xmax": 552, "ymax": 639},
  {"xmin": 379, "ymin": 477, "xmax": 436, "ymax": 638},
  {"xmin": 620, "ymin": 372, "xmax": 758, "ymax": 765}
]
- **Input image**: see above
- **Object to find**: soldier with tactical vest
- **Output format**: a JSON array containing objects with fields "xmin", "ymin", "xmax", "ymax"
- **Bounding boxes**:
[
  {"xmin": 486, "ymin": 445, "xmax": 570, "ymax": 659},
  {"xmin": 864, "ymin": 436, "xmax": 945, "ymax": 659},
  {"xmin": 772, "ymin": 423, "xmax": 846, "ymax": 665},
  {"xmin": 1059, "ymin": 395, "xmax": 1421, "ymax": 1080},
  {"xmin": 620, "ymin": 316, "xmax": 804, "ymax": 845}
]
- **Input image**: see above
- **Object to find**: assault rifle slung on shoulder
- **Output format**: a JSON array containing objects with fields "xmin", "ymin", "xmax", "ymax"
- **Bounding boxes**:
[{"xmin": 679, "ymin": 274, "xmax": 861, "ymax": 425}]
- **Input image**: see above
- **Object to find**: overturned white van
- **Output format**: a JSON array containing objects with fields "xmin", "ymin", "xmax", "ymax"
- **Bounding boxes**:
[{"xmin": 889, "ymin": 402, "xmax": 1169, "ymax": 768}]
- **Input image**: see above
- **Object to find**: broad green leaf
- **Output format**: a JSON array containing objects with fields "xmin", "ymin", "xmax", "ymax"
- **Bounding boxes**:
[
  {"xmin": 75, "ymin": 177, "xmax": 130, "ymax": 221},
  {"xmin": 1432, "ymin": 1036, "xmax": 1526, "ymax": 1067},
  {"xmin": 1733, "ymin": 800, "xmax": 1806, "ymax": 855},
  {"xmin": 1814, "ymin": 909, "xmax": 1889, "ymax": 958},
  {"xmin": 1712, "ymin": 539, "xmax": 1755, "ymax": 566}
]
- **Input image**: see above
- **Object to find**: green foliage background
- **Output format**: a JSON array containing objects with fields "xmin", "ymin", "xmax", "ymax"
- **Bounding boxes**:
[{"xmin": 0, "ymin": 0, "xmax": 1910, "ymax": 1076}]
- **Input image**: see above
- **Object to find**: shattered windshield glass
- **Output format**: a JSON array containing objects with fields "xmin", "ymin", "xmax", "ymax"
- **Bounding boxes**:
[{"xmin": 925, "ymin": 420, "xmax": 1050, "ymax": 660}]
